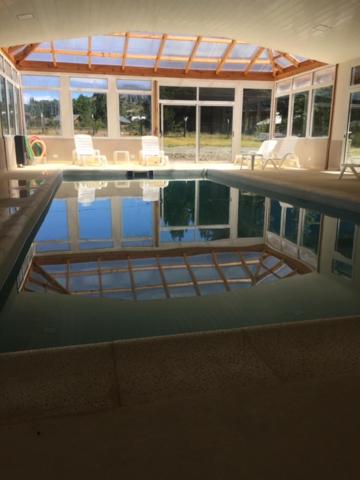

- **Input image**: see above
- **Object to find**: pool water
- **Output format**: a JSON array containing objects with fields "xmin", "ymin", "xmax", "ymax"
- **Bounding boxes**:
[{"xmin": 20, "ymin": 178, "xmax": 359, "ymax": 300}]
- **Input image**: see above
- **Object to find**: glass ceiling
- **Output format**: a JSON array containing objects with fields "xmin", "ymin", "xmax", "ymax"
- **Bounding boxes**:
[{"xmin": 5, "ymin": 32, "xmax": 319, "ymax": 78}]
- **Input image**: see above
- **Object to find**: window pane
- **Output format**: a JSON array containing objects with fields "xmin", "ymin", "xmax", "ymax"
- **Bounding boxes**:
[
  {"xmin": 117, "ymin": 79, "xmax": 152, "ymax": 91},
  {"xmin": 159, "ymin": 86, "xmax": 196, "ymax": 100},
  {"xmin": 119, "ymin": 94, "xmax": 151, "ymax": 136},
  {"xmin": 23, "ymin": 90, "xmax": 61, "ymax": 135},
  {"xmin": 293, "ymin": 74, "xmax": 311, "ymax": 90},
  {"xmin": 70, "ymin": 77, "xmax": 108, "ymax": 89},
  {"xmin": 347, "ymin": 92, "xmax": 360, "ymax": 160},
  {"xmin": 274, "ymin": 96, "xmax": 289, "ymax": 137},
  {"xmin": 284, "ymin": 206, "xmax": 299, "ymax": 243},
  {"xmin": 7, "ymin": 81, "xmax": 15, "ymax": 135},
  {"xmin": 311, "ymin": 86, "xmax": 333, "ymax": 137},
  {"xmin": 199, "ymin": 181, "xmax": 229, "ymax": 225},
  {"xmin": 269, "ymin": 199, "xmax": 281, "ymax": 234},
  {"xmin": 292, "ymin": 91, "xmax": 308, "ymax": 137},
  {"xmin": 199, "ymin": 87, "xmax": 234, "ymax": 101},
  {"xmin": 335, "ymin": 220, "xmax": 355, "ymax": 259},
  {"xmin": 72, "ymin": 92, "xmax": 107, "ymax": 136},
  {"xmin": 276, "ymin": 80, "xmax": 291, "ymax": 95},
  {"xmin": 0, "ymin": 76, "xmax": 9, "ymax": 134},
  {"xmin": 242, "ymin": 89, "xmax": 271, "ymax": 150},
  {"xmin": 22, "ymin": 75, "xmax": 60, "ymax": 88},
  {"xmin": 351, "ymin": 66, "xmax": 360, "ymax": 86},
  {"xmin": 238, "ymin": 191, "xmax": 265, "ymax": 237},
  {"xmin": 313, "ymin": 67, "xmax": 335, "ymax": 86},
  {"xmin": 14, "ymin": 87, "xmax": 21, "ymax": 134},
  {"xmin": 302, "ymin": 210, "xmax": 321, "ymax": 254}
]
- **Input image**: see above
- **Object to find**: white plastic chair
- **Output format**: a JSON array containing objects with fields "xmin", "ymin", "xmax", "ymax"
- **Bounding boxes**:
[
  {"xmin": 339, "ymin": 139, "xmax": 360, "ymax": 179},
  {"xmin": 235, "ymin": 140, "xmax": 278, "ymax": 169},
  {"xmin": 73, "ymin": 135, "xmax": 107, "ymax": 166},
  {"xmin": 263, "ymin": 137, "xmax": 301, "ymax": 169},
  {"xmin": 139, "ymin": 136, "xmax": 169, "ymax": 166}
]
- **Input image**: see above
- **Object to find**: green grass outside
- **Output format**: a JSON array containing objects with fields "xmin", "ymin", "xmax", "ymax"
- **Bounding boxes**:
[{"xmin": 164, "ymin": 134, "xmax": 261, "ymax": 149}]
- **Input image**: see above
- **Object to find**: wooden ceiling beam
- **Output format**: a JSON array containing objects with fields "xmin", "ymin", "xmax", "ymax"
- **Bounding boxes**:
[
  {"xmin": 279, "ymin": 51, "xmax": 300, "ymax": 67},
  {"xmin": 50, "ymin": 41, "xmax": 57, "ymax": 67},
  {"xmin": 275, "ymin": 59, "xmax": 327, "ymax": 79},
  {"xmin": 15, "ymin": 43, "xmax": 40, "ymax": 64},
  {"xmin": 216, "ymin": 39, "xmax": 236, "ymax": 74},
  {"xmin": 88, "ymin": 36, "xmax": 92, "ymax": 70},
  {"xmin": 18, "ymin": 60, "xmax": 275, "ymax": 81},
  {"xmin": 154, "ymin": 33, "xmax": 167, "ymax": 73},
  {"xmin": 185, "ymin": 36, "xmax": 202, "ymax": 73},
  {"xmin": 122, "ymin": 32, "xmax": 129, "ymax": 71},
  {"xmin": 244, "ymin": 46, "xmax": 265, "ymax": 75}
]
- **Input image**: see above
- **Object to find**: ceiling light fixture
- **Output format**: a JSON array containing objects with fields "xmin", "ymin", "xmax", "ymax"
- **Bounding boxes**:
[{"xmin": 16, "ymin": 13, "xmax": 34, "ymax": 21}]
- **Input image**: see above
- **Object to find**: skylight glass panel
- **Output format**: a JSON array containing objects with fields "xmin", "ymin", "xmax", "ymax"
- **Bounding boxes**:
[
  {"xmin": 128, "ymin": 37, "xmax": 161, "ymax": 56},
  {"xmin": 251, "ymin": 63, "xmax": 272, "ymax": 72},
  {"xmin": 26, "ymin": 53, "xmax": 53, "ymax": 62},
  {"xmin": 293, "ymin": 54, "xmax": 307, "ymax": 62},
  {"xmin": 222, "ymin": 63, "xmax": 246, "ymax": 71},
  {"xmin": 196, "ymin": 42, "xmax": 227, "ymax": 58},
  {"xmin": 190, "ymin": 62, "xmax": 218, "ymax": 70},
  {"xmin": 92, "ymin": 35, "xmax": 124, "ymax": 53},
  {"xmin": 56, "ymin": 54, "xmax": 88, "ymax": 64},
  {"xmin": 276, "ymin": 57, "xmax": 292, "ymax": 68},
  {"xmin": 55, "ymin": 37, "xmax": 88, "ymax": 51},
  {"xmin": 37, "ymin": 42, "xmax": 51, "ymax": 50},
  {"xmin": 160, "ymin": 61, "xmax": 186, "ymax": 69},
  {"xmin": 116, "ymin": 79, "xmax": 152, "ymax": 91},
  {"xmin": 70, "ymin": 77, "xmax": 108, "ymax": 89},
  {"xmin": 163, "ymin": 40, "xmax": 194, "ymax": 57},
  {"xmin": 22, "ymin": 75, "xmax": 60, "ymax": 87},
  {"xmin": 230, "ymin": 44, "xmax": 257, "ymax": 59},
  {"xmin": 91, "ymin": 56, "xmax": 120, "ymax": 66},
  {"xmin": 259, "ymin": 50, "xmax": 269, "ymax": 59},
  {"xmin": 126, "ymin": 58, "xmax": 155, "ymax": 68}
]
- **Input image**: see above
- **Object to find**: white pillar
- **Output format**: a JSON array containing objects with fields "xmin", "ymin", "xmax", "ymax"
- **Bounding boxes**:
[
  {"xmin": 107, "ymin": 76, "xmax": 119, "ymax": 138},
  {"xmin": 60, "ymin": 76, "xmax": 73, "ymax": 138}
]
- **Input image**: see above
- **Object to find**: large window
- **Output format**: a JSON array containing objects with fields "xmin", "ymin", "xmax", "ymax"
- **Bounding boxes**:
[
  {"xmin": 0, "ymin": 76, "xmax": 8, "ymax": 135},
  {"xmin": 71, "ymin": 77, "xmax": 108, "ymax": 136},
  {"xmin": 292, "ymin": 91, "xmax": 308, "ymax": 137},
  {"xmin": 117, "ymin": 79, "xmax": 151, "ymax": 136},
  {"xmin": 274, "ymin": 96, "xmax": 289, "ymax": 137},
  {"xmin": 22, "ymin": 75, "xmax": 61, "ymax": 135},
  {"xmin": 311, "ymin": 86, "xmax": 333, "ymax": 137},
  {"xmin": 242, "ymin": 89, "xmax": 272, "ymax": 150}
]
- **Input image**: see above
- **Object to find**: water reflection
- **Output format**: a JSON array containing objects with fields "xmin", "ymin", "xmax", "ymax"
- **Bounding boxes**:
[{"xmin": 33, "ymin": 179, "xmax": 360, "ymax": 284}]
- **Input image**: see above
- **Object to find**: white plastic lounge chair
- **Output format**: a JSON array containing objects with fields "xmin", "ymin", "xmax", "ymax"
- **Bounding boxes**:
[
  {"xmin": 234, "ymin": 140, "xmax": 278, "ymax": 169},
  {"xmin": 73, "ymin": 135, "xmax": 107, "ymax": 166},
  {"xmin": 74, "ymin": 181, "xmax": 108, "ymax": 206},
  {"xmin": 339, "ymin": 140, "xmax": 360, "ymax": 179},
  {"xmin": 139, "ymin": 136, "xmax": 169, "ymax": 166},
  {"xmin": 141, "ymin": 180, "xmax": 169, "ymax": 201},
  {"xmin": 263, "ymin": 137, "xmax": 301, "ymax": 169}
]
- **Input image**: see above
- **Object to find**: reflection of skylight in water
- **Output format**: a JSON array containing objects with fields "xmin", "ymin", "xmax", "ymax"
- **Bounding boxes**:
[
  {"xmin": 160, "ymin": 61, "xmax": 186, "ymax": 69},
  {"xmin": 128, "ymin": 38, "xmax": 161, "ymax": 55},
  {"xmin": 191, "ymin": 62, "xmax": 218, "ymax": 70},
  {"xmin": 55, "ymin": 37, "xmax": 88, "ymax": 51},
  {"xmin": 91, "ymin": 56, "xmax": 120, "ymax": 66},
  {"xmin": 22, "ymin": 75, "xmax": 60, "ymax": 87},
  {"xmin": 27, "ymin": 53, "xmax": 53, "ymax": 62},
  {"xmin": 126, "ymin": 58, "xmax": 155, "ymax": 68},
  {"xmin": 163, "ymin": 40, "xmax": 194, "ymax": 57},
  {"xmin": 56, "ymin": 54, "xmax": 88, "ymax": 64},
  {"xmin": 230, "ymin": 44, "xmax": 257, "ymax": 59},
  {"xmin": 92, "ymin": 35, "xmax": 124, "ymax": 53},
  {"xmin": 196, "ymin": 42, "xmax": 227, "ymax": 58}
]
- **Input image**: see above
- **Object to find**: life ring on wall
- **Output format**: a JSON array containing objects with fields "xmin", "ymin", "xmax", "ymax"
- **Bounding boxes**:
[{"xmin": 29, "ymin": 136, "xmax": 47, "ymax": 161}]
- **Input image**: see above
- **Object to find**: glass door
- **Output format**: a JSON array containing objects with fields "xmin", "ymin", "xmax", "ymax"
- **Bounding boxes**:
[
  {"xmin": 161, "ymin": 104, "xmax": 196, "ymax": 162},
  {"xmin": 199, "ymin": 106, "xmax": 233, "ymax": 162},
  {"xmin": 345, "ymin": 92, "xmax": 360, "ymax": 162}
]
